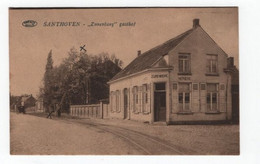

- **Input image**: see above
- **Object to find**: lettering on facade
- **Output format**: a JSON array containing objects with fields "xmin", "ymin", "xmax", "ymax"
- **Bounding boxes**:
[
  {"xmin": 151, "ymin": 74, "xmax": 168, "ymax": 78},
  {"xmin": 178, "ymin": 76, "xmax": 191, "ymax": 81}
]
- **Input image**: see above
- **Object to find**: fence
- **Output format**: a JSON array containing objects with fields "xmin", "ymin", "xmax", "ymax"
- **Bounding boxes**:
[{"xmin": 70, "ymin": 101, "xmax": 109, "ymax": 119}]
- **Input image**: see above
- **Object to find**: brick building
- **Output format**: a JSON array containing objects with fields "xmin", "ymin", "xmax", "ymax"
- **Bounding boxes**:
[{"xmin": 108, "ymin": 19, "xmax": 236, "ymax": 124}]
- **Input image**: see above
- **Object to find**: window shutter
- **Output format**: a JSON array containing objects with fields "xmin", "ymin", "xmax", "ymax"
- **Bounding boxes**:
[
  {"xmin": 200, "ymin": 83, "xmax": 206, "ymax": 112},
  {"xmin": 139, "ymin": 86, "xmax": 142, "ymax": 113},
  {"xmin": 219, "ymin": 83, "xmax": 226, "ymax": 112},
  {"xmin": 193, "ymin": 83, "xmax": 198, "ymax": 90},
  {"xmin": 200, "ymin": 83, "xmax": 206, "ymax": 90},
  {"xmin": 118, "ymin": 90, "xmax": 121, "ymax": 112},
  {"xmin": 220, "ymin": 84, "xmax": 225, "ymax": 90},
  {"xmin": 172, "ymin": 83, "xmax": 178, "ymax": 90},
  {"xmin": 147, "ymin": 84, "xmax": 151, "ymax": 91},
  {"xmin": 147, "ymin": 84, "xmax": 151, "ymax": 113},
  {"xmin": 172, "ymin": 82, "xmax": 178, "ymax": 113},
  {"xmin": 192, "ymin": 83, "xmax": 199, "ymax": 112}
]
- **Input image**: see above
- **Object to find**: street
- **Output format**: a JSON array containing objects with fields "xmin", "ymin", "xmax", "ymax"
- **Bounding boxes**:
[{"xmin": 10, "ymin": 113, "xmax": 239, "ymax": 155}]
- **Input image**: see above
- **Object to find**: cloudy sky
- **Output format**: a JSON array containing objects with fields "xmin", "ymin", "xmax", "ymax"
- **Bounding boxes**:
[{"xmin": 9, "ymin": 8, "xmax": 238, "ymax": 96}]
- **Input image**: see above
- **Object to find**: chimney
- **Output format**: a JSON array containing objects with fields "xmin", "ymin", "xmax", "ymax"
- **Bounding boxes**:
[
  {"xmin": 137, "ymin": 50, "xmax": 141, "ymax": 56},
  {"xmin": 193, "ymin": 19, "xmax": 200, "ymax": 28},
  {"xmin": 227, "ymin": 57, "xmax": 234, "ymax": 68}
]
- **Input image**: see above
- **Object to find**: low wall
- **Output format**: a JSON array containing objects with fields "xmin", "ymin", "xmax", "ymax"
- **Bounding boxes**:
[{"xmin": 70, "ymin": 102, "xmax": 109, "ymax": 119}]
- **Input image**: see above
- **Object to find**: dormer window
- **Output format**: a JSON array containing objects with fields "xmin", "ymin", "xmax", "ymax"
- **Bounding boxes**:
[{"xmin": 178, "ymin": 54, "xmax": 191, "ymax": 75}]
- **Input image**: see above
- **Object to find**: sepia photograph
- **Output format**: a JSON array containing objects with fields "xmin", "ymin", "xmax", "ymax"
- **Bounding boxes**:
[{"xmin": 9, "ymin": 7, "xmax": 239, "ymax": 155}]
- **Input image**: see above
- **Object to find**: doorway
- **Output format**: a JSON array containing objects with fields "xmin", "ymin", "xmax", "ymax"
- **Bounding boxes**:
[
  {"xmin": 123, "ymin": 88, "xmax": 128, "ymax": 119},
  {"xmin": 154, "ymin": 83, "xmax": 166, "ymax": 122}
]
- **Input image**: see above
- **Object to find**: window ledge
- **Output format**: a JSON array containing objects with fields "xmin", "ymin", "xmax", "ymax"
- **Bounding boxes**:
[
  {"xmin": 178, "ymin": 73, "xmax": 192, "ymax": 75},
  {"xmin": 143, "ymin": 112, "xmax": 150, "ymax": 115},
  {"xmin": 205, "ymin": 111, "xmax": 221, "ymax": 114},
  {"xmin": 205, "ymin": 73, "xmax": 219, "ymax": 76},
  {"xmin": 177, "ymin": 111, "xmax": 193, "ymax": 115}
]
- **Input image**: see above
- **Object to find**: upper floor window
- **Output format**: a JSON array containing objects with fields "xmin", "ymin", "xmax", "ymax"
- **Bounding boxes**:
[
  {"xmin": 178, "ymin": 54, "xmax": 191, "ymax": 74},
  {"xmin": 206, "ymin": 54, "xmax": 218, "ymax": 74}
]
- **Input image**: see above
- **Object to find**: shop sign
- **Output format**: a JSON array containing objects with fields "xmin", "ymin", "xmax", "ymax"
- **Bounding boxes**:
[
  {"xmin": 178, "ymin": 76, "xmax": 191, "ymax": 81},
  {"xmin": 151, "ymin": 74, "xmax": 168, "ymax": 78}
]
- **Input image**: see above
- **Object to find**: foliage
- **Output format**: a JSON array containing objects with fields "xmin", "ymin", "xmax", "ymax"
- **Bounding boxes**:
[
  {"xmin": 41, "ymin": 48, "xmax": 122, "ymax": 112},
  {"xmin": 42, "ymin": 50, "xmax": 55, "ymax": 112}
]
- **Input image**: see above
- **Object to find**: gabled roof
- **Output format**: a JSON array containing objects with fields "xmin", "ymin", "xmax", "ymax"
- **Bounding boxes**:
[
  {"xmin": 20, "ymin": 95, "xmax": 36, "ymax": 103},
  {"xmin": 21, "ymin": 96, "xmax": 30, "ymax": 102},
  {"xmin": 110, "ymin": 27, "xmax": 195, "ymax": 82}
]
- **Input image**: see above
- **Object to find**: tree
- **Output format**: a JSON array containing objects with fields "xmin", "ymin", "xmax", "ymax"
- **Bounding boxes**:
[
  {"xmin": 39, "ymin": 48, "xmax": 123, "ymax": 113},
  {"xmin": 43, "ymin": 50, "xmax": 54, "ymax": 112}
]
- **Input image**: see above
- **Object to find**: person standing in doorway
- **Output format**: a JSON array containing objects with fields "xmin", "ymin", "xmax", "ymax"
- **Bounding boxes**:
[{"xmin": 21, "ymin": 100, "xmax": 25, "ymax": 114}]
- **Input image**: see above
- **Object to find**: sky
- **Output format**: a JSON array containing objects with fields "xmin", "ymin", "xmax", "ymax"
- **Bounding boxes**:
[{"xmin": 9, "ymin": 8, "xmax": 238, "ymax": 97}]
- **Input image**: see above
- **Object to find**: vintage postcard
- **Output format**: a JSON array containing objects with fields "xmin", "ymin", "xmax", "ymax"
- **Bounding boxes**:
[{"xmin": 9, "ymin": 7, "xmax": 239, "ymax": 155}]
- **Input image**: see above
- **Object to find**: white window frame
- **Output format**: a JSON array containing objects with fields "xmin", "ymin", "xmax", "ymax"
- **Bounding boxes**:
[
  {"xmin": 142, "ymin": 84, "xmax": 148, "ymax": 113},
  {"xmin": 206, "ymin": 83, "xmax": 219, "ymax": 112},
  {"xmin": 178, "ymin": 83, "xmax": 191, "ymax": 112},
  {"xmin": 110, "ymin": 91, "xmax": 114, "ymax": 112},
  {"xmin": 115, "ymin": 90, "xmax": 120, "ymax": 112},
  {"xmin": 206, "ymin": 54, "xmax": 218, "ymax": 74},
  {"xmin": 178, "ymin": 54, "xmax": 191, "ymax": 74},
  {"xmin": 133, "ymin": 86, "xmax": 138, "ymax": 113}
]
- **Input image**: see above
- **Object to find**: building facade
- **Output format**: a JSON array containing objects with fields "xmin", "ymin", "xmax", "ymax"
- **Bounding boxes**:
[{"xmin": 108, "ymin": 19, "xmax": 234, "ymax": 124}]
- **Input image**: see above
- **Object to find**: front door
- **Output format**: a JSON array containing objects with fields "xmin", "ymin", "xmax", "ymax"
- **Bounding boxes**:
[
  {"xmin": 154, "ymin": 83, "xmax": 166, "ymax": 122},
  {"xmin": 123, "ymin": 88, "xmax": 128, "ymax": 119}
]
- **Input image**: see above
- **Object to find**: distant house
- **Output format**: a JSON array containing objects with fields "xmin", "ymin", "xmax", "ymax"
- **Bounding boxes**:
[
  {"xmin": 108, "ymin": 19, "xmax": 236, "ymax": 124},
  {"xmin": 229, "ymin": 59, "xmax": 239, "ymax": 123},
  {"xmin": 12, "ymin": 95, "xmax": 36, "ymax": 112},
  {"xmin": 35, "ymin": 98, "xmax": 45, "ymax": 112}
]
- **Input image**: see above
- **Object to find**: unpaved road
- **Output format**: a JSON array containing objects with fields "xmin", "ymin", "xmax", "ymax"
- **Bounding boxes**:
[{"xmin": 10, "ymin": 113, "xmax": 239, "ymax": 155}]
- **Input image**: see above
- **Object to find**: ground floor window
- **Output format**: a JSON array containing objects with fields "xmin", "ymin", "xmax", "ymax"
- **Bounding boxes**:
[
  {"xmin": 116, "ymin": 90, "xmax": 120, "ymax": 112},
  {"xmin": 142, "ymin": 84, "xmax": 148, "ymax": 113},
  {"xmin": 178, "ymin": 83, "xmax": 191, "ymax": 111},
  {"xmin": 110, "ymin": 91, "xmax": 119, "ymax": 112},
  {"xmin": 110, "ymin": 91, "xmax": 114, "ymax": 112},
  {"xmin": 133, "ymin": 86, "xmax": 138, "ymax": 113},
  {"xmin": 207, "ymin": 83, "xmax": 218, "ymax": 112}
]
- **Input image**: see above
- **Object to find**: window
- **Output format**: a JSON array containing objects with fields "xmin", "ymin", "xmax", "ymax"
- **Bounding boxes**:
[
  {"xmin": 178, "ymin": 83, "xmax": 191, "ymax": 111},
  {"xmin": 207, "ymin": 83, "xmax": 218, "ymax": 112},
  {"xmin": 179, "ymin": 54, "xmax": 191, "ymax": 74},
  {"xmin": 116, "ymin": 90, "xmax": 120, "ymax": 112},
  {"xmin": 155, "ymin": 83, "xmax": 166, "ymax": 91},
  {"xmin": 173, "ymin": 83, "xmax": 178, "ymax": 90},
  {"xmin": 220, "ymin": 84, "xmax": 225, "ymax": 90},
  {"xmin": 110, "ymin": 91, "xmax": 114, "ymax": 112},
  {"xmin": 142, "ymin": 84, "xmax": 148, "ymax": 113},
  {"xmin": 206, "ymin": 54, "xmax": 218, "ymax": 74},
  {"xmin": 133, "ymin": 86, "xmax": 138, "ymax": 113},
  {"xmin": 201, "ymin": 83, "xmax": 206, "ymax": 90},
  {"xmin": 142, "ymin": 84, "xmax": 148, "ymax": 104},
  {"xmin": 193, "ymin": 83, "xmax": 198, "ymax": 90}
]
